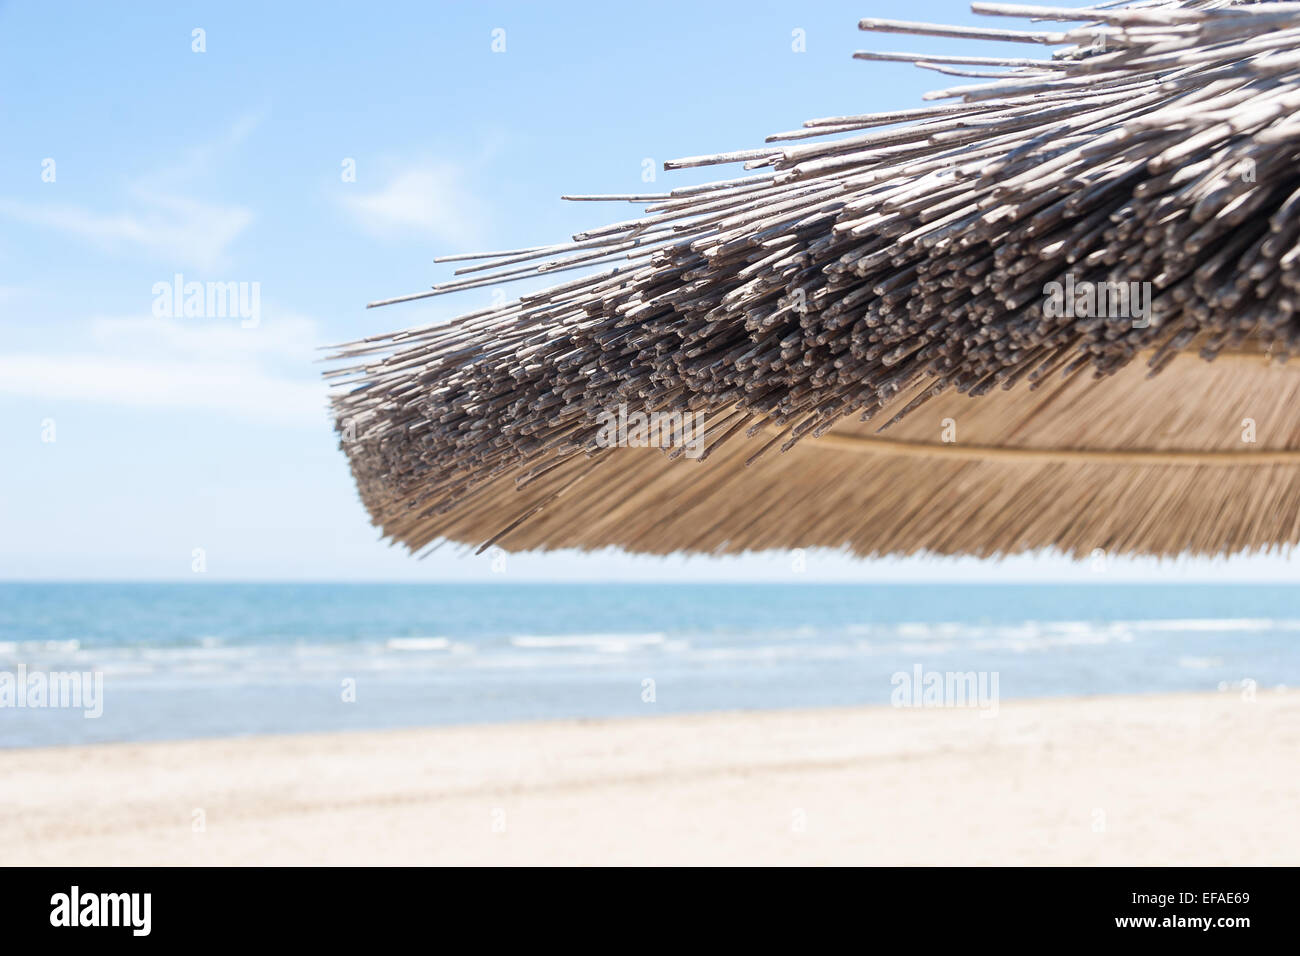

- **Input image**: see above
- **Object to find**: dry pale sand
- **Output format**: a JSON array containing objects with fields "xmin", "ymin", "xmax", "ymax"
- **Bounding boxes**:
[{"xmin": 1, "ymin": 690, "xmax": 1296, "ymax": 865}]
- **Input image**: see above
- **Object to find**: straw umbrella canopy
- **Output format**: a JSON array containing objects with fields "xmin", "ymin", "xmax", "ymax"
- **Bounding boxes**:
[{"xmin": 329, "ymin": 1, "xmax": 1300, "ymax": 559}]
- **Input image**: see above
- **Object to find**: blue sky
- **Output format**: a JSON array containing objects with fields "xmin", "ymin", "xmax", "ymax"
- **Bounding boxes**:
[{"xmin": 1, "ymin": 0, "xmax": 1296, "ymax": 582}]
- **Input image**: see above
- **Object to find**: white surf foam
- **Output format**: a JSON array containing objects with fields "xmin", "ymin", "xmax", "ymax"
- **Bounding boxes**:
[{"xmin": 509, "ymin": 633, "xmax": 666, "ymax": 652}]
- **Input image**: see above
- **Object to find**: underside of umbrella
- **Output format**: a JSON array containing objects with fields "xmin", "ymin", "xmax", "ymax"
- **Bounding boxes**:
[{"xmin": 329, "ymin": 1, "xmax": 1300, "ymax": 559}]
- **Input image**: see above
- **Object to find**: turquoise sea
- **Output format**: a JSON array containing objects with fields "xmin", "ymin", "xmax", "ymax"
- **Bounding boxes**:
[{"xmin": 1, "ymin": 582, "xmax": 1297, "ymax": 747}]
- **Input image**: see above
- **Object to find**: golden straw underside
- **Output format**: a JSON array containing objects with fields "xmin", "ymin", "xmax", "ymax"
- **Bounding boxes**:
[{"xmin": 345, "ymin": 354, "xmax": 1300, "ymax": 559}]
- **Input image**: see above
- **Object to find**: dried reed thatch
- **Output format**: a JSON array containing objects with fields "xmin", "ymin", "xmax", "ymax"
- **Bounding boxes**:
[{"xmin": 329, "ymin": 0, "xmax": 1300, "ymax": 559}]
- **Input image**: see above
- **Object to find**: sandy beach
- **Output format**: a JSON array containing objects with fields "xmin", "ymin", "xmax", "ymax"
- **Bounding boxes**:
[{"xmin": 2, "ymin": 690, "xmax": 1296, "ymax": 866}]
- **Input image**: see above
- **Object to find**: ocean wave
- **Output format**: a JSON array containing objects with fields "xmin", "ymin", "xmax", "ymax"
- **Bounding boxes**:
[
  {"xmin": 3, "ymin": 616, "xmax": 1291, "ymax": 680},
  {"xmin": 384, "ymin": 637, "xmax": 452, "ymax": 651},
  {"xmin": 685, "ymin": 642, "xmax": 867, "ymax": 663},
  {"xmin": 137, "ymin": 646, "xmax": 260, "ymax": 662},
  {"xmin": 1120, "ymin": 618, "xmax": 1300, "ymax": 632},
  {"xmin": 7, "ymin": 639, "xmax": 83, "ymax": 654},
  {"xmin": 1179, "ymin": 656, "xmax": 1225, "ymax": 669},
  {"xmin": 509, "ymin": 633, "xmax": 666, "ymax": 652},
  {"xmin": 889, "ymin": 618, "xmax": 1298, "ymax": 640}
]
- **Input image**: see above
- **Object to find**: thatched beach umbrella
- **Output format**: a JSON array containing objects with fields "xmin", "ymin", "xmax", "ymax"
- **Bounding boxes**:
[{"xmin": 329, "ymin": 1, "xmax": 1300, "ymax": 559}]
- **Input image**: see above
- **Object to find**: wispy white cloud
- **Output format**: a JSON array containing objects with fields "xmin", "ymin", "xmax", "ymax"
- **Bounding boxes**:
[
  {"xmin": 339, "ymin": 164, "xmax": 488, "ymax": 245},
  {"xmin": 0, "ymin": 354, "xmax": 324, "ymax": 424},
  {"xmin": 87, "ymin": 313, "xmax": 316, "ymax": 362},
  {"xmin": 0, "ymin": 191, "xmax": 252, "ymax": 271},
  {"xmin": 0, "ymin": 312, "xmax": 328, "ymax": 427},
  {"xmin": 0, "ymin": 112, "xmax": 262, "ymax": 270},
  {"xmin": 151, "ymin": 109, "xmax": 267, "ymax": 186}
]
